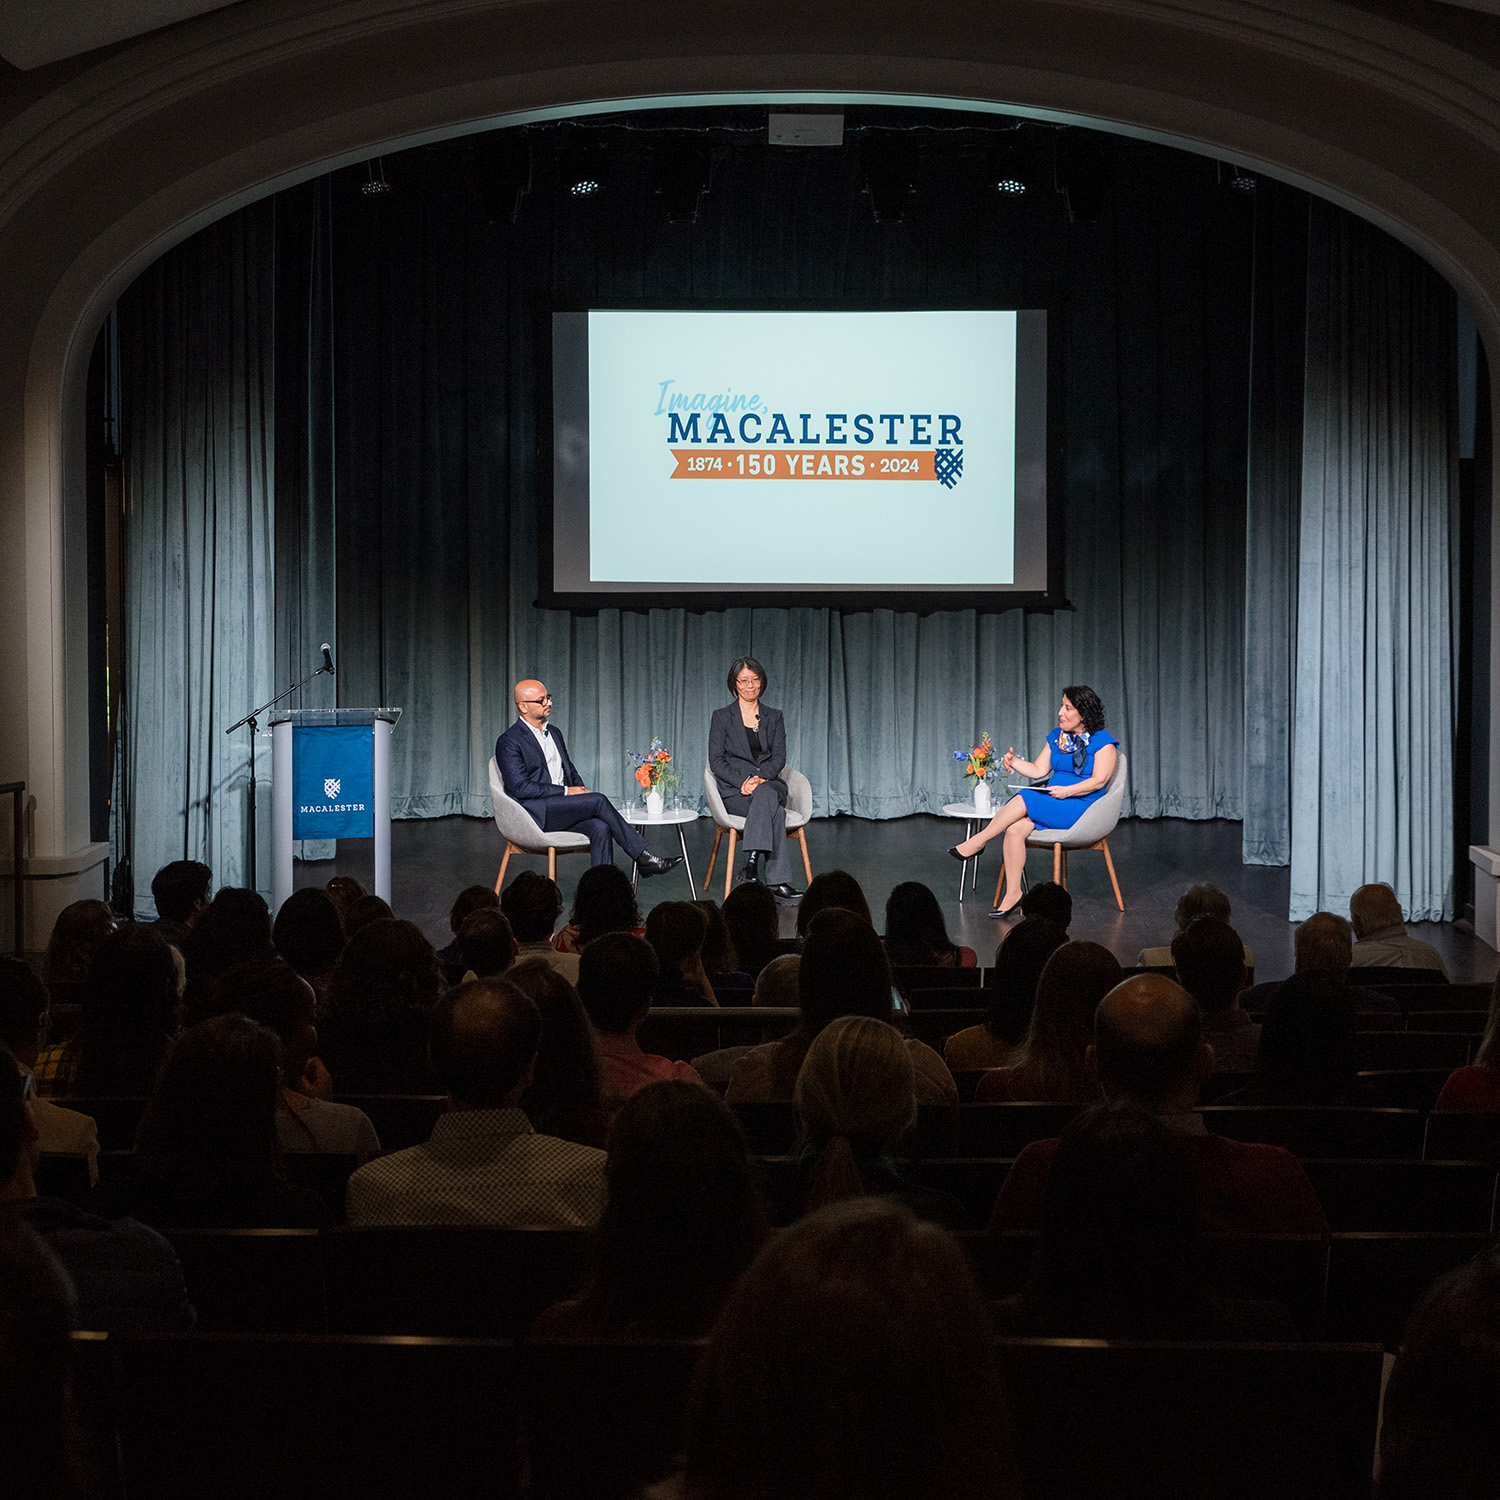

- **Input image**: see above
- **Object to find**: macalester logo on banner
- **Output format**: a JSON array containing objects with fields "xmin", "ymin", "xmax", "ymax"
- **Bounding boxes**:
[{"xmin": 294, "ymin": 726, "xmax": 375, "ymax": 840}]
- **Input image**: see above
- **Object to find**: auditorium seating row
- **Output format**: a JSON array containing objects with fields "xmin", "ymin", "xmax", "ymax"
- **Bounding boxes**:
[
  {"xmin": 67, "ymin": 1324, "xmax": 1386, "ymax": 1500},
  {"xmin": 83, "ymin": 1221, "xmax": 1487, "ymax": 1352}
]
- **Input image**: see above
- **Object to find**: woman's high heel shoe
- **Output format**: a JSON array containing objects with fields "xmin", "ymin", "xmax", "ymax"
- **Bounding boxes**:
[{"xmin": 948, "ymin": 845, "xmax": 970, "ymax": 862}]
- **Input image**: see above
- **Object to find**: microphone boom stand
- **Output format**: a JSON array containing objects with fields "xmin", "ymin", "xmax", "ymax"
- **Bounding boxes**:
[{"xmin": 225, "ymin": 659, "xmax": 334, "ymax": 892}]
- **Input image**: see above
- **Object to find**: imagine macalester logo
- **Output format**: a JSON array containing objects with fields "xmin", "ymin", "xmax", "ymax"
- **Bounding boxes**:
[{"xmin": 324, "ymin": 778, "xmax": 341, "ymax": 800}]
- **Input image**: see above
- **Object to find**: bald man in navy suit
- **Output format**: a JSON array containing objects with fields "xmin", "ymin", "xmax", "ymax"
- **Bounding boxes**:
[{"xmin": 496, "ymin": 679, "xmax": 681, "ymax": 877}]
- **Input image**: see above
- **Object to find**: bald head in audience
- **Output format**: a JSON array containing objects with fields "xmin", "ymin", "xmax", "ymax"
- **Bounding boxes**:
[
  {"xmin": 428, "ymin": 978, "xmax": 542, "ymax": 1110},
  {"xmin": 1087, "ymin": 974, "xmax": 1213, "ymax": 1116},
  {"xmin": 1294, "ymin": 912, "xmax": 1354, "ymax": 976}
]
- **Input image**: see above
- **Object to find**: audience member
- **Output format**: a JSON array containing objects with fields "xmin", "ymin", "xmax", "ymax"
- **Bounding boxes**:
[
  {"xmin": 1377, "ymin": 1245, "xmax": 1500, "ymax": 1500},
  {"xmin": 883, "ymin": 881, "xmax": 976, "ymax": 970},
  {"xmin": 0, "ymin": 1043, "xmax": 194, "ymax": 1332},
  {"xmin": 1349, "ymin": 883, "xmax": 1447, "ymax": 975},
  {"xmin": 342, "ymin": 893, "xmax": 395, "ymax": 939},
  {"xmin": 943, "ymin": 917, "xmax": 1068, "ymax": 1071},
  {"xmin": 34, "ymin": 926, "xmax": 178, "ymax": 1098},
  {"xmin": 149, "ymin": 858, "xmax": 212, "ymax": 949},
  {"xmin": 693, "ymin": 899, "xmax": 753, "ymax": 993},
  {"xmin": 751, "ymin": 952, "xmax": 799, "ymax": 1007},
  {"xmin": 346, "ymin": 978, "xmax": 606, "ymax": 1226},
  {"xmin": 209, "ymin": 960, "xmax": 380, "ymax": 1164},
  {"xmin": 1137, "ymin": 883, "xmax": 1256, "ymax": 972},
  {"xmin": 645, "ymin": 902, "xmax": 718, "ymax": 1006},
  {"xmin": 500, "ymin": 871, "xmax": 579, "ymax": 982},
  {"xmin": 975, "ymin": 941, "xmax": 1123, "ymax": 1102},
  {"xmin": 533, "ymin": 1081, "xmax": 765, "ymax": 1339},
  {"xmin": 458, "ymin": 909, "xmax": 517, "ymax": 980},
  {"xmin": 993, "ymin": 1102, "xmax": 1296, "ymax": 1341},
  {"xmin": 1238, "ymin": 911, "xmax": 1399, "ymax": 1016},
  {"xmin": 577, "ymin": 934, "xmax": 702, "ymax": 1102},
  {"xmin": 794, "ymin": 869, "xmax": 872, "ymax": 937},
  {"xmin": 989, "ymin": 974, "xmax": 1327, "ymax": 1238},
  {"xmin": 324, "ymin": 875, "xmax": 367, "ymax": 923},
  {"xmin": 794, "ymin": 1016, "xmax": 965, "ymax": 1228},
  {"xmin": 437, "ymin": 885, "xmax": 503, "ymax": 983},
  {"xmin": 318, "ymin": 918, "xmax": 441, "ymax": 1093},
  {"xmin": 0, "ymin": 1217, "xmax": 83, "ymax": 1500},
  {"xmin": 507, "ymin": 957, "xmax": 608, "ymax": 1148},
  {"xmin": 1435, "ymin": 971, "xmax": 1500, "ymax": 1112},
  {"xmin": 727, "ymin": 909, "xmax": 956, "ymax": 1105},
  {"xmin": 1229, "ymin": 974, "xmax": 1372, "ymax": 1106},
  {"xmin": 721, "ymin": 881, "xmax": 783, "ymax": 978},
  {"xmin": 0, "ymin": 960, "xmax": 97, "ymax": 1177},
  {"xmin": 180, "ymin": 887, "xmax": 275, "ymax": 1023},
  {"xmin": 41, "ymin": 898, "xmax": 116, "ymax": 1024},
  {"xmin": 553, "ymin": 864, "xmax": 642, "ymax": 954},
  {"xmin": 666, "ymin": 1200, "xmax": 1017, "ymax": 1500},
  {"xmin": 1171, "ymin": 917, "xmax": 1259, "ymax": 1073},
  {"xmin": 1019, "ymin": 879, "xmax": 1073, "ymax": 931},
  {"xmin": 271, "ymin": 887, "xmax": 346, "ymax": 1001},
  {"xmin": 90, "ymin": 1013, "xmax": 332, "ymax": 1229}
]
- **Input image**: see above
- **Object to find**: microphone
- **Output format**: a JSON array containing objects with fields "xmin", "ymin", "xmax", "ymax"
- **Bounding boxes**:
[{"xmin": 321, "ymin": 643, "xmax": 335, "ymax": 676}]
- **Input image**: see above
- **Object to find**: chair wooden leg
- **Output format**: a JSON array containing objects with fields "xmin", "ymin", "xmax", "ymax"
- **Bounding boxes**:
[
  {"xmin": 548, "ymin": 846, "xmax": 557, "ymax": 882},
  {"xmin": 723, "ymin": 830, "xmax": 738, "ymax": 900},
  {"xmin": 1099, "ymin": 837, "xmax": 1125, "ymax": 911},
  {"xmin": 704, "ymin": 828, "xmax": 722, "ymax": 889},
  {"xmin": 993, "ymin": 866, "xmax": 1006, "ymax": 908},
  {"xmin": 1053, "ymin": 843, "xmax": 1063, "ymax": 885},
  {"xmin": 496, "ymin": 845, "xmax": 513, "ymax": 894},
  {"xmin": 796, "ymin": 828, "xmax": 813, "ymax": 883}
]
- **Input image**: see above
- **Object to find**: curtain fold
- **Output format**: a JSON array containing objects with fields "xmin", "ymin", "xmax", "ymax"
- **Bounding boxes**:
[
  {"xmin": 117, "ymin": 201, "xmax": 277, "ymax": 911},
  {"xmin": 1289, "ymin": 200, "xmax": 1459, "ymax": 921}
]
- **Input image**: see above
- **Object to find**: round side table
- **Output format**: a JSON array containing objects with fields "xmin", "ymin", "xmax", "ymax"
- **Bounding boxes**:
[{"xmin": 616, "ymin": 806, "xmax": 701, "ymax": 897}]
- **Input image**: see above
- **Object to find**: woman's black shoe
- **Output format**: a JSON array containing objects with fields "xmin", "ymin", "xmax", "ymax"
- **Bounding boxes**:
[
  {"xmin": 767, "ymin": 883, "xmax": 801, "ymax": 901},
  {"xmin": 740, "ymin": 851, "xmax": 763, "ymax": 884},
  {"xmin": 948, "ymin": 846, "xmax": 969, "ymax": 862},
  {"xmin": 987, "ymin": 903, "xmax": 1021, "ymax": 920}
]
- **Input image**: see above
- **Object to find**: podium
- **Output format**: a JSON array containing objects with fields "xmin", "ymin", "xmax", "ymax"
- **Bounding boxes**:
[{"xmin": 270, "ymin": 709, "xmax": 401, "ymax": 915}]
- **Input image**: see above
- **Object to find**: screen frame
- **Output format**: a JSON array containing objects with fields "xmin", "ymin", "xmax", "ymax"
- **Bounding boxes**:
[{"xmin": 537, "ymin": 299, "xmax": 1067, "ymax": 614}]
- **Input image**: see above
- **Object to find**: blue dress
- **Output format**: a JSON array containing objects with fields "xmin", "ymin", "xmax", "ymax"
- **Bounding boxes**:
[{"xmin": 1018, "ymin": 729, "xmax": 1118, "ymax": 830}]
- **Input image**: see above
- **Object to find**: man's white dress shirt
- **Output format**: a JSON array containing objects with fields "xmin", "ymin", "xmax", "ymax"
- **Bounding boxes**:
[{"xmin": 525, "ymin": 720, "xmax": 566, "ymax": 788}]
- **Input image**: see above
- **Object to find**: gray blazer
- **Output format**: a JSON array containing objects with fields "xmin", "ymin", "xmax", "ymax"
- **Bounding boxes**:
[{"xmin": 709, "ymin": 704, "xmax": 786, "ymax": 796}]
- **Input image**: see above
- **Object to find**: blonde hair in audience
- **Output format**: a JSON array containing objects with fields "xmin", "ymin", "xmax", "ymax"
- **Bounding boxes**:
[{"xmin": 795, "ymin": 1015, "xmax": 916, "ymax": 1213}]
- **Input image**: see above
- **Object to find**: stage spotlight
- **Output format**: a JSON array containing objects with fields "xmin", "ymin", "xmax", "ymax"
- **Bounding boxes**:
[
  {"xmin": 560, "ymin": 141, "xmax": 608, "ymax": 198},
  {"xmin": 1054, "ymin": 133, "xmax": 1110, "ymax": 223},
  {"xmin": 986, "ymin": 131, "xmax": 1032, "ymax": 195},
  {"xmin": 654, "ymin": 138, "xmax": 711, "ymax": 224},
  {"xmin": 360, "ymin": 159, "xmax": 392, "ymax": 198},
  {"xmin": 472, "ymin": 135, "xmax": 532, "ymax": 224},
  {"xmin": 859, "ymin": 136, "xmax": 918, "ymax": 225}
]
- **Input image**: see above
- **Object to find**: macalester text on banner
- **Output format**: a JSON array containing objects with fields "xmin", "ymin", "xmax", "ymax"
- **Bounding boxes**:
[
  {"xmin": 293, "ymin": 725, "xmax": 375, "ymax": 840},
  {"xmin": 669, "ymin": 448, "xmax": 965, "ymax": 484}
]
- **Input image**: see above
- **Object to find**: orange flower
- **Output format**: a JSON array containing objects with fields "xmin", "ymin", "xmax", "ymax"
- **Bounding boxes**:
[{"xmin": 634, "ymin": 766, "xmax": 651, "ymax": 788}]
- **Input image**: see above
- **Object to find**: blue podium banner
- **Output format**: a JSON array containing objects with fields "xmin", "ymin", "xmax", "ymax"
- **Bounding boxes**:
[{"xmin": 293, "ymin": 725, "xmax": 375, "ymax": 839}]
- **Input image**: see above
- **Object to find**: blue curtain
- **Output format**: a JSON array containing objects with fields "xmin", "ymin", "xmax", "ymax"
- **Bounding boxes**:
[{"xmin": 1288, "ymin": 200, "xmax": 1459, "ymax": 921}]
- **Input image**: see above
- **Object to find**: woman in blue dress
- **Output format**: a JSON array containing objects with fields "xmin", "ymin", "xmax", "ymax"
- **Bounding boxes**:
[{"xmin": 950, "ymin": 685, "xmax": 1119, "ymax": 918}]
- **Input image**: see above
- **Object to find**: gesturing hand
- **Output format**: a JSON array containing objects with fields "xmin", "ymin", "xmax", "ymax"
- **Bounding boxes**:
[{"xmin": 1002, "ymin": 747, "xmax": 1017, "ymax": 773}]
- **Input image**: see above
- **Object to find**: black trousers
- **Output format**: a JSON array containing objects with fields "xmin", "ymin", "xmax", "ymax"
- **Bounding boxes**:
[
  {"xmin": 539, "ymin": 793, "xmax": 648, "ymax": 866},
  {"xmin": 720, "ymin": 778, "xmax": 792, "ymax": 884}
]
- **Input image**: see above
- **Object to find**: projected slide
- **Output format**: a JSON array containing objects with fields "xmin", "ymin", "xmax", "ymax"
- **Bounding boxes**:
[{"xmin": 550, "ymin": 308, "xmax": 1050, "ymax": 599}]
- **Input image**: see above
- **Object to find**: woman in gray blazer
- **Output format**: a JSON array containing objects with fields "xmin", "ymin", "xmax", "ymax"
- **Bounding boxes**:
[{"xmin": 709, "ymin": 658, "xmax": 800, "ymax": 900}]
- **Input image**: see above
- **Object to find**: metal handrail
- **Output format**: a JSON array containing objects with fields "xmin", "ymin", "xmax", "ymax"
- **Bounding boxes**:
[{"xmin": 0, "ymin": 781, "xmax": 21, "ymax": 955}]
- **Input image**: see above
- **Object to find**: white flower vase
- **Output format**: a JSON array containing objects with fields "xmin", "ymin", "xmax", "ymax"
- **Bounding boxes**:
[
  {"xmin": 646, "ymin": 788, "xmax": 664, "ymax": 818},
  {"xmin": 973, "ymin": 780, "xmax": 993, "ymax": 815}
]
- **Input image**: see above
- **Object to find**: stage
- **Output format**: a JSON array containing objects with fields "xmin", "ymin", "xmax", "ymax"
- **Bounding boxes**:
[{"xmin": 293, "ymin": 814, "xmax": 1498, "ymax": 985}]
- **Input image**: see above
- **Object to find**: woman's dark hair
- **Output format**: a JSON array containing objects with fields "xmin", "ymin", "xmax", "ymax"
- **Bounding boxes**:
[
  {"xmin": 645, "ymin": 902, "xmax": 708, "ymax": 975},
  {"xmin": 72, "ymin": 926, "xmax": 179, "ymax": 1095},
  {"xmin": 507, "ymin": 957, "xmax": 607, "ymax": 1148},
  {"xmin": 272, "ymin": 888, "xmax": 345, "ymax": 978},
  {"xmin": 1378, "ymin": 1245, "xmax": 1500, "ymax": 1500},
  {"xmin": 985, "ymin": 918, "xmax": 1069, "ymax": 1043},
  {"xmin": 343, "ymin": 894, "xmax": 395, "ymax": 938},
  {"xmin": 772, "ymin": 909, "xmax": 894, "ymax": 1097},
  {"xmin": 324, "ymin": 876, "xmax": 366, "ymax": 920},
  {"xmin": 884, "ymin": 881, "xmax": 960, "ymax": 968},
  {"xmin": 208, "ymin": 959, "xmax": 318, "ymax": 1078},
  {"xmin": 1025, "ymin": 1101, "xmax": 1205, "ymax": 1339},
  {"xmin": 1061, "ymin": 684, "xmax": 1106, "ymax": 733},
  {"xmin": 1254, "ymin": 973, "xmax": 1359, "ymax": 1105},
  {"xmin": 449, "ymin": 884, "xmax": 500, "ymax": 935},
  {"xmin": 42, "ymin": 900, "xmax": 116, "ymax": 994},
  {"xmin": 134, "ymin": 1013, "xmax": 283, "ymax": 1194},
  {"xmin": 326, "ymin": 918, "xmax": 440, "ymax": 1024},
  {"xmin": 572, "ymin": 1081, "xmax": 766, "ymax": 1337},
  {"xmin": 569, "ymin": 864, "xmax": 641, "ymax": 947},
  {"xmin": 722, "ymin": 883, "xmax": 780, "ymax": 978},
  {"xmin": 795, "ymin": 869, "xmax": 872, "ymax": 937},
  {"xmin": 181, "ymin": 888, "xmax": 275, "ymax": 1021},
  {"xmin": 1003, "ymin": 941, "xmax": 1123, "ymax": 1103},
  {"xmin": 693, "ymin": 900, "xmax": 740, "ymax": 978},
  {"xmin": 681, "ymin": 1200, "xmax": 1017, "ymax": 1500},
  {"xmin": 726, "ymin": 656, "xmax": 768, "ymax": 699}
]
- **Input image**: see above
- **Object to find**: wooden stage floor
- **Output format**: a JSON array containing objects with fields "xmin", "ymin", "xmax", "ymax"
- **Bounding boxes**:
[{"xmin": 295, "ymin": 814, "xmax": 1498, "ymax": 985}]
